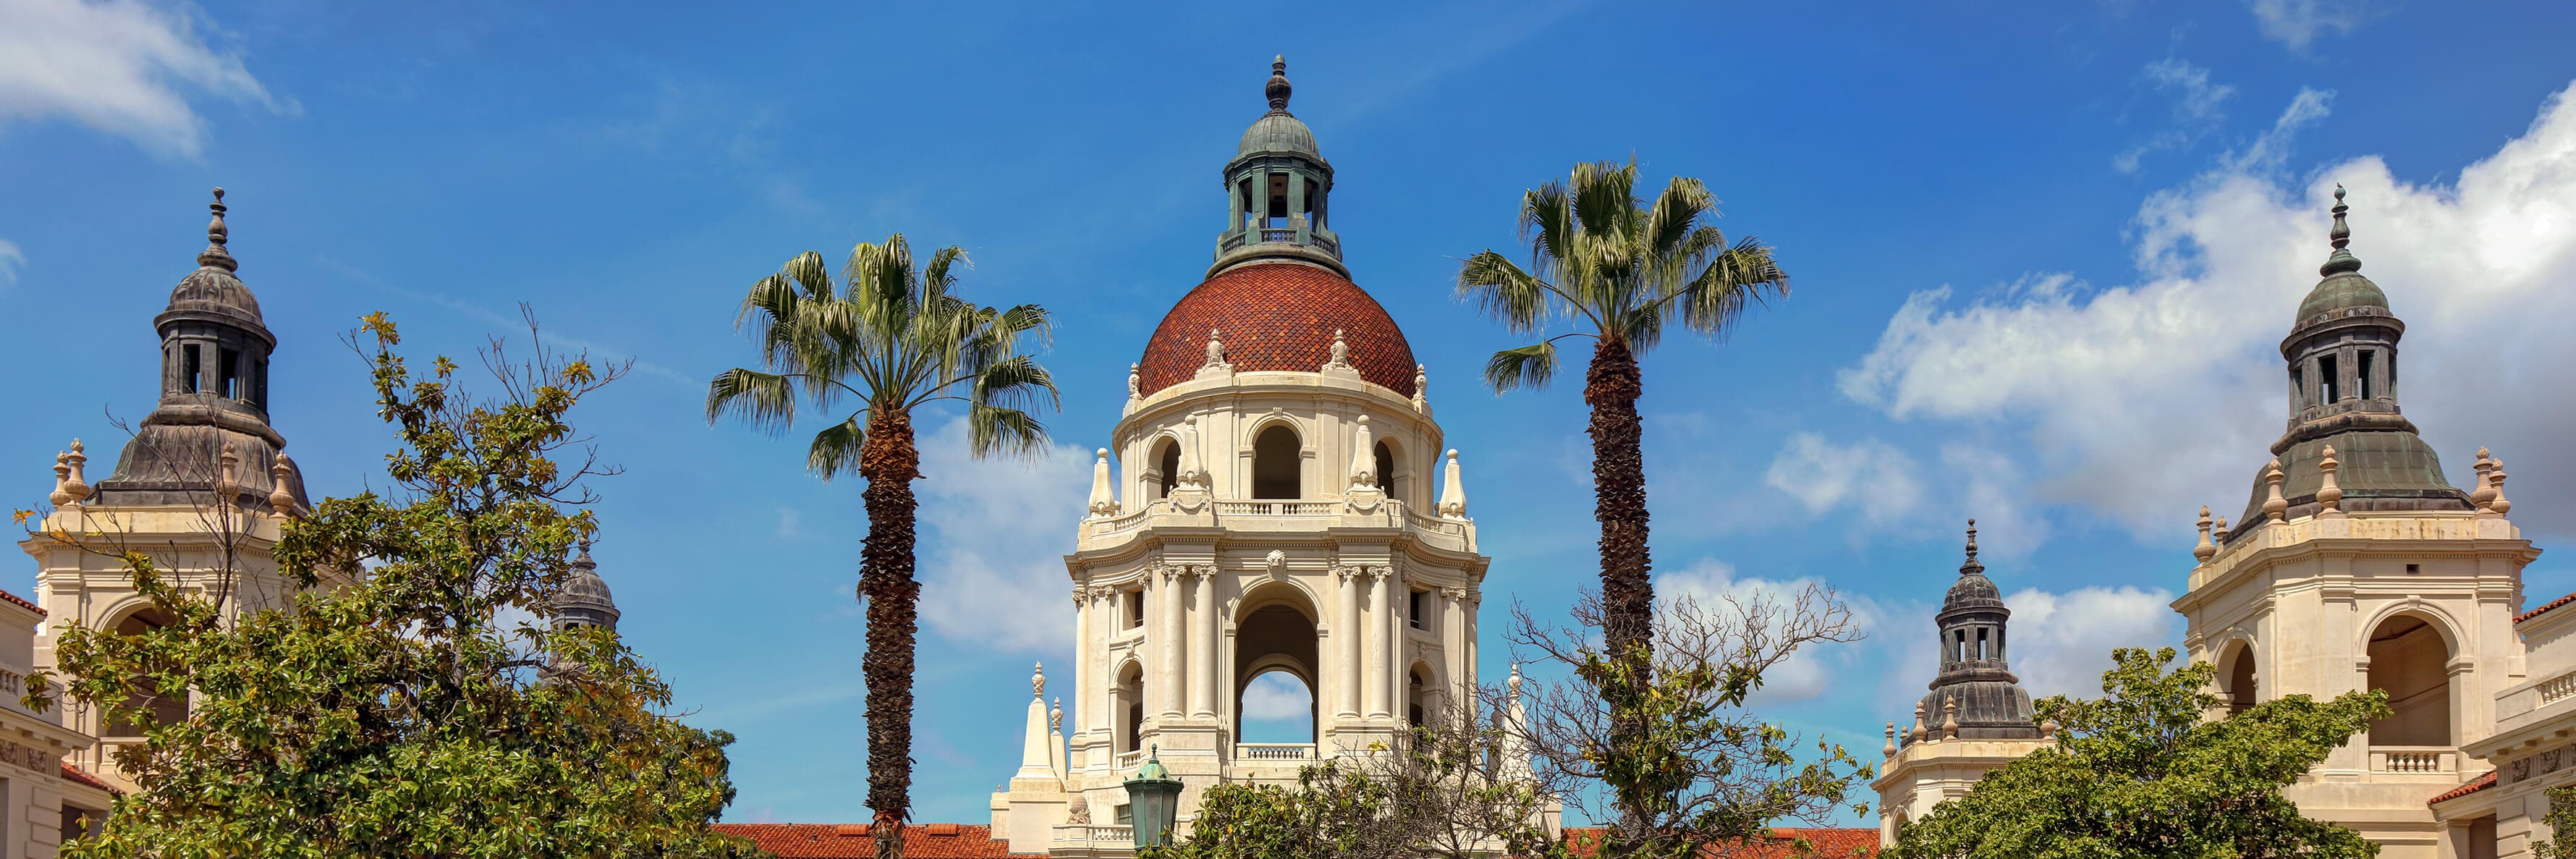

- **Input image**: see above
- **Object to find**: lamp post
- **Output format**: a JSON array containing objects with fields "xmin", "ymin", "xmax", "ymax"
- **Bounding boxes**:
[{"xmin": 1124, "ymin": 745, "xmax": 1182, "ymax": 849}]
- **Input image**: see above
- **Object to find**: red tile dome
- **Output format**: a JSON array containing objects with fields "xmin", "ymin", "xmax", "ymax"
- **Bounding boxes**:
[{"xmin": 1137, "ymin": 263, "xmax": 1417, "ymax": 397}]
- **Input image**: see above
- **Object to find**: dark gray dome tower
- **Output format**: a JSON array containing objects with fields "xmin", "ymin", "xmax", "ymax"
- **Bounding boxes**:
[
  {"xmin": 1917, "ymin": 520, "xmax": 2041, "ymax": 740},
  {"xmin": 553, "ymin": 540, "xmax": 619, "ymax": 632},
  {"xmin": 94, "ymin": 188, "xmax": 308, "ymax": 512}
]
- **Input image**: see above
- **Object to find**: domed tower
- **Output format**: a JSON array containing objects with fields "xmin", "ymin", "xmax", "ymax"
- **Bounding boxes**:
[
  {"xmin": 24, "ymin": 189, "xmax": 328, "ymax": 792},
  {"xmin": 2173, "ymin": 187, "xmax": 2539, "ymax": 850},
  {"xmin": 1873, "ymin": 521, "xmax": 2051, "ymax": 843},
  {"xmin": 1916, "ymin": 521, "xmax": 2038, "ymax": 742},
  {"xmin": 553, "ymin": 540, "xmax": 620, "ymax": 633},
  {"xmin": 2228, "ymin": 185, "xmax": 2472, "ymax": 533},
  {"xmin": 991, "ymin": 59, "xmax": 1511, "ymax": 855}
]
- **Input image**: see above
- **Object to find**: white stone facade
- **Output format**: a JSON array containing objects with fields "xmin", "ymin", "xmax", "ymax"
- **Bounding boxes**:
[{"xmin": 991, "ymin": 338, "xmax": 1493, "ymax": 855}]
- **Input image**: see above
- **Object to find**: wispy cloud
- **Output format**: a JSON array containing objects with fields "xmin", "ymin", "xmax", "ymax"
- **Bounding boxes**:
[
  {"xmin": 317, "ymin": 256, "xmax": 699, "ymax": 389},
  {"xmin": 0, "ymin": 239, "xmax": 22, "ymax": 289},
  {"xmin": 2114, "ymin": 58, "xmax": 2236, "ymax": 174},
  {"xmin": 2248, "ymin": 0, "xmax": 2387, "ymax": 51},
  {"xmin": 0, "ymin": 0, "xmax": 295, "ymax": 158}
]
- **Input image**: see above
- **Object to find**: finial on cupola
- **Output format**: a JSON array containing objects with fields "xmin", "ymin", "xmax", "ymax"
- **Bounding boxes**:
[
  {"xmin": 199, "ymin": 187, "xmax": 237, "ymax": 273},
  {"xmin": 1959, "ymin": 518, "xmax": 1983, "ymax": 576},
  {"xmin": 2321, "ymin": 184, "xmax": 2361, "ymax": 277},
  {"xmin": 1266, "ymin": 55, "xmax": 1292, "ymax": 112}
]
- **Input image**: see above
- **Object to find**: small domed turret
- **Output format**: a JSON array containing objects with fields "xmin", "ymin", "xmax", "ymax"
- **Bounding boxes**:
[{"xmin": 554, "ymin": 539, "xmax": 620, "ymax": 632}]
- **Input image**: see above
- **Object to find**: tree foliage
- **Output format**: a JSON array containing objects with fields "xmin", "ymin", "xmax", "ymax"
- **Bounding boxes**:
[
  {"xmin": 2534, "ymin": 784, "xmax": 2576, "ymax": 859},
  {"xmin": 1140, "ymin": 699, "xmax": 1553, "ymax": 859},
  {"xmin": 33, "ymin": 315, "xmax": 754, "ymax": 858},
  {"xmin": 1511, "ymin": 586, "xmax": 1868, "ymax": 859},
  {"xmin": 1884, "ymin": 647, "xmax": 2391, "ymax": 859},
  {"xmin": 1456, "ymin": 160, "xmax": 1792, "ymax": 826},
  {"xmin": 706, "ymin": 235, "xmax": 1057, "ymax": 859}
]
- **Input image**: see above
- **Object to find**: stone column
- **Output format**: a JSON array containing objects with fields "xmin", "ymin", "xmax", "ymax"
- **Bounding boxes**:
[
  {"xmin": 1388, "ymin": 567, "xmax": 1408, "ymax": 719},
  {"xmin": 1159, "ymin": 565, "xmax": 1185, "ymax": 718},
  {"xmin": 1366, "ymin": 567, "xmax": 1391, "ymax": 719},
  {"xmin": 1190, "ymin": 569, "xmax": 1217, "ymax": 718},
  {"xmin": 1072, "ymin": 585, "xmax": 1089, "ymax": 737},
  {"xmin": 1336, "ymin": 567, "xmax": 1361, "ymax": 719},
  {"xmin": 1441, "ymin": 587, "xmax": 1466, "ymax": 716}
]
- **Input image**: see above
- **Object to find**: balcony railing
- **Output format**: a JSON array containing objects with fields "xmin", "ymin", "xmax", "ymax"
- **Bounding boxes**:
[
  {"xmin": 2542, "ymin": 670, "xmax": 2576, "ymax": 705},
  {"xmin": 1115, "ymin": 749, "xmax": 1144, "ymax": 770},
  {"xmin": 1053, "ymin": 824, "xmax": 1136, "ymax": 845},
  {"xmin": 1235, "ymin": 742, "xmax": 1318, "ymax": 761},
  {"xmin": 1211, "ymin": 500, "xmax": 1339, "ymax": 516},
  {"xmin": 2370, "ymin": 746, "xmax": 2455, "ymax": 774}
]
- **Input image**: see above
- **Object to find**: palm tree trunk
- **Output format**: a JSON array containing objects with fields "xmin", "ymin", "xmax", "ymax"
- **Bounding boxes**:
[
  {"xmin": 1585, "ymin": 336, "xmax": 1654, "ymax": 833},
  {"xmin": 859, "ymin": 408, "xmax": 923, "ymax": 859}
]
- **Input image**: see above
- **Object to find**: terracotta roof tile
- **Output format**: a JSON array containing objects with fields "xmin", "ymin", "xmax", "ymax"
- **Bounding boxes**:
[
  {"xmin": 2430, "ymin": 770, "xmax": 2498, "ymax": 805},
  {"xmin": 0, "ymin": 590, "xmax": 45, "ymax": 617},
  {"xmin": 1554, "ymin": 826, "xmax": 1879, "ymax": 858},
  {"xmin": 59, "ymin": 762, "xmax": 120, "ymax": 795},
  {"xmin": 1137, "ymin": 263, "xmax": 1417, "ymax": 397},
  {"xmin": 708, "ymin": 823, "xmax": 1041, "ymax": 859},
  {"xmin": 2519, "ymin": 592, "xmax": 2576, "ymax": 624}
]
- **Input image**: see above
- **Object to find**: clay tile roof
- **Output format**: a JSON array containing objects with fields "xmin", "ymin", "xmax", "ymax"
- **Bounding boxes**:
[
  {"xmin": 1137, "ymin": 263, "xmax": 1417, "ymax": 397},
  {"xmin": 707, "ymin": 824, "xmax": 1041, "ymax": 859},
  {"xmin": 2519, "ymin": 593, "xmax": 2576, "ymax": 625},
  {"xmin": 59, "ymin": 762, "xmax": 120, "ymax": 795},
  {"xmin": 0, "ymin": 590, "xmax": 43, "ymax": 617},
  {"xmin": 2430, "ymin": 770, "xmax": 2498, "ymax": 805},
  {"xmin": 1554, "ymin": 827, "xmax": 1879, "ymax": 858}
]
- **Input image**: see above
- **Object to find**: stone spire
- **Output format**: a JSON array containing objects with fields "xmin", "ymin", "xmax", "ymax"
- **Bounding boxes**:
[
  {"xmin": 1011, "ymin": 663, "xmax": 1063, "ymax": 790},
  {"xmin": 1437, "ymin": 449, "xmax": 1467, "ymax": 518},
  {"xmin": 2321, "ymin": 184, "xmax": 2360, "ymax": 277},
  {"xmin": 1086, "ymin": 448, "xmax": 1117, "ymax": 518},
  {"xmin": 1265, "ymin": 54, "xmax": 1292, "ymax": 112},
  {"xmin": 198, "ymin": 187, "xmax": 237, "ymax": 273}
]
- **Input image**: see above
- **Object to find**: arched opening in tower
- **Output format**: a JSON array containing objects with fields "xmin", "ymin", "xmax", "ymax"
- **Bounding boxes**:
[
  {"xmin": 2220, "ymin": 642, "xmax": 2259, "ymax": 716},
  {"xmin": 1373, "ymin": 439, "xmax": 1397, "ymax": 499},
  {"xmin": 106, "ymin": 606, "xmax": 190, "ymax": 738},
  {"xmin": 1114, "ymin": 661, "xmax": 1144, "ymax": 755},
  {"xmin": 1151, "ymin": 438, "xmax": 1179, "ymax": 500},
  {"xmin": 1252, "ymin": 426, "xmax": 1301, "ymax": 499},
  {"xmin": 2365, "ymin": 614, "xmax": 2452, "ymax": 748},
  {"xmin": 1407, "ymin": 664, "xmax": 1433, "ymax": 729},
  {"xmin": 1232, "ymin": 582, "xmax": 1320, "ymax": 750}
]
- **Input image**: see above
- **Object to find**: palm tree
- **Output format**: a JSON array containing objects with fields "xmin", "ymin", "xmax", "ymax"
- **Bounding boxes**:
[
  {"xmin": 1454, "ymin": 158, "xmax": 1787, "ymax": 802},
  {"xmin": 708, "ymin": 235, "xmax": 1056, "ymax": 859}
]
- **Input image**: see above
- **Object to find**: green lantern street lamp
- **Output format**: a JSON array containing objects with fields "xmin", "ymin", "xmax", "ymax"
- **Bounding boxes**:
[{"xmin": 1124, "ymin": 745, "xmax": 1183, "ymax": 849}]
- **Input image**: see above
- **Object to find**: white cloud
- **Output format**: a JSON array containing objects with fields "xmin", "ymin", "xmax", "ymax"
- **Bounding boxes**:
[
  {"xmin": 2248, "ymin": 0, "xmax": 2386, "ymax": 51},
  {"xmin": 1239, "ymin": 671, "xmax": 1315, "ymax": 722},
  {"xmin": 0, "ymin": 0, "xmax": 291, "ymax": 158},
  {"xmin": 2115, "ymin": 58, "xmax": 2237, "ymax": 174},
  {"xmin": 1838, "ymin": 82, "xmax": 2576, "ymax": 538},
  {"xmin": 0, "ymin": 240, "xmax": 21, "ymax": 289},
  {"xmin": 774, "ymin": 507, "xmax": 802, "ymax": 541},
  {"xmin": 2001, "ymin": 585, "xmax": 2180, "ymax": 698},
  {"xmin": 915, "ymin": 417, "xmax": 1092, "ymax": 653},
  {"xmin": 1656, "ymin": 559, "xmax": 1892, "ymax": 706},
  {"xmin": 1763, "ymin": 432, "xmax": 1923, "ymax": 525}
]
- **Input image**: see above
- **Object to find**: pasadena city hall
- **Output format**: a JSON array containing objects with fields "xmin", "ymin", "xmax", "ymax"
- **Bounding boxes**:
[{"xmin": 7, "ymin": 57, "xmax": 2570, "ymax": 859}]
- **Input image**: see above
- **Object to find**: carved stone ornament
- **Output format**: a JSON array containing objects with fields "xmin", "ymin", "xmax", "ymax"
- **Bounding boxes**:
[{"xmin": 1265, "ymin": 549, "xmax": 1287, "ymax": 576}]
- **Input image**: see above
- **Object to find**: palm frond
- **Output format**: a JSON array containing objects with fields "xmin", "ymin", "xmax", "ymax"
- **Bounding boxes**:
[
  {"xmin": 706, "ymin": 368, "xmax": 799, "ymax": 432},
  {"xmin": 1482, "ymin": 342, "xmax": 1560, "ymax": 394},
  {"xmin": 1570, "ymin": 160, "xmax": 1638, "ymax": 243},
  {"xmin": 968, "ymin": 354, "xmax": 1061, "ymax": 415},
  {"xmin": 805, "ymin": 415, "xmax": 868, "ymax": 480},
  {"xmin": 1456, "ymin": 250, "xmax": 1554, "ymax": 335},
  {"xmin": 920, "ymin": 245, "xmax": 969, "ymax": 308},
  {"xmin": 965, "ymin": 405, "xmax": 1050, "ymax": 460},
  {"xmin": 1677, "ymin": 236, "xmax": 1790, "ymax": 338},
  {"xmin": 783, "ymin": 250, "xmax": 833, "ymax": 300},
  {"xmin": 1520, "ymin": 181, "xmax": 1574, "ymax": 282},
  {"xmin": 1644, "ymin": 177, "xmax": 1713, "ymax": 261}
]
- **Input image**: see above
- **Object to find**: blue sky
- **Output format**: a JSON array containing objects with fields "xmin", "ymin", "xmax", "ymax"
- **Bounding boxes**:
[{"xmin": 6, "ymin": 0, "xmax": 2576, "ymax": 828}]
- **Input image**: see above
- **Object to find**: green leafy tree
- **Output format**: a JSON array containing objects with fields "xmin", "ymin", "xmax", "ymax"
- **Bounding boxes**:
[
  {"xmin": 30, "ymin": 315, "xmax": 754, "ymax": 858},
  {"xmin": 1140, "ymin": 696, "xmax": 1553, "ymax": 859},
  {"xmin": 706, "ymin": 236, "xmax": 1057, "ymax": 859},
  {"xmin": 1511, "ymin": 585, "xmax": 1868, "ymax": 859},
  {"xmin": 2533, "ymin": 784, "xmax": 2576, "ymax": 859},
  {"xmin": 1885, "ymin": 647, "xmax": 2391, "ymax": 859},
  {"xmin": 1455, "ymin": 159, "xmax": 1790, "ymax": 811}
]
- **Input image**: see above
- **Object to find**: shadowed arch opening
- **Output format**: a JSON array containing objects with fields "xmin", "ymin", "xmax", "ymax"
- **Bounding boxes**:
[
  {"xmin": 1234, "ymin": 581, "xmax": 1321, "ymax": 747},
  {"xmin": 1407, "ymin": 664, "xmax": 1433, "ymax": 728},
  {"xmin": 1253, "ymin": 425, "xmax": 1301, "ymax": 499},
  {"xmin": 1374, "ymin": 439, "xmax": 1397, "ymax": 496},
  {"xmin": 106, "ymin": 606, "xmax": 188, "ymax": 737},
  {"xmin": 1150, "ymin": 437, "xmax": 1179, "ymax": 499},
  {"xmin": 1115, "ymin": 661, "xmax": 1144, "ymax": 754},
  {"xmin": 2366, "ymin": 614, "xmax": 2452, "ymax": 747},
  {"xmin": 2219, "ymin": 640, "xmax": 2258, "ymax": 716}
]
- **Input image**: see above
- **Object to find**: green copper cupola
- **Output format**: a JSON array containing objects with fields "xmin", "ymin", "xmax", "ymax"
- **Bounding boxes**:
[{"xmin": 1212, "ymin": 56, "xmax": 1347, "ymax": 278}]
